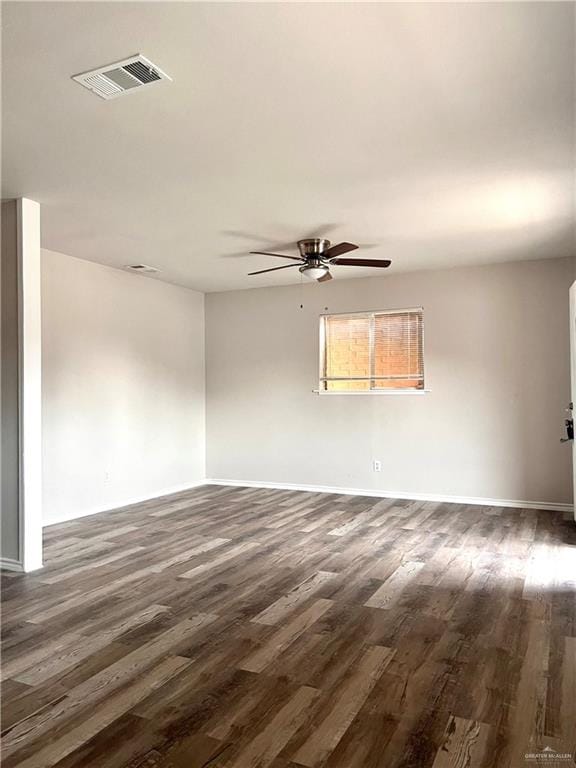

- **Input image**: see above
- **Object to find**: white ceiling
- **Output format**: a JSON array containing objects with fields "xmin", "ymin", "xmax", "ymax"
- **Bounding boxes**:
[{"xmin": 2, "ymin": 2, "xmax": 574, "ymax": 292}]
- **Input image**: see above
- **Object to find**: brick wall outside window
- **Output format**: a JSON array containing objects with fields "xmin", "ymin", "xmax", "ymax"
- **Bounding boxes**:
[{"xmin": 321, "ymin": 310, "xmax": 424, "ymax": 391}]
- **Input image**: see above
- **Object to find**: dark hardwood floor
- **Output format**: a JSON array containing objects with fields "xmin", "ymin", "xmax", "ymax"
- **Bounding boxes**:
[{"xmin": 1, "ymin": 485, "xmax": 575, "ymax": 768}]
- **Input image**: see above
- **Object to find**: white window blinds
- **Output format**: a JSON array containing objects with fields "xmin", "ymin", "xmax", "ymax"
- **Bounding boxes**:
[{"xmin": 320, "ymin": 309, "xmax": 424, "ymax": 392}]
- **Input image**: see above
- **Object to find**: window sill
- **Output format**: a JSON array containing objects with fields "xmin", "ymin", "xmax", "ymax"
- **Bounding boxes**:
[{"xmin": 312, "ymin": 389, "xmax": 431, "ymax": 396}]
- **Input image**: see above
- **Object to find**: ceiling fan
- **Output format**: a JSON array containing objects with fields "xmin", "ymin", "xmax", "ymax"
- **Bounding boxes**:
[{"xmin": 248, "ymin": 239, "xmax": 391, "ymax": 282}]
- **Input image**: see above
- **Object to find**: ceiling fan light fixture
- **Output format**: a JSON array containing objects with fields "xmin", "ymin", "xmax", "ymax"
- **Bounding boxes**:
[{"xmin": 299, "ymin": 264, "xmax": 328, "ymax": 280}]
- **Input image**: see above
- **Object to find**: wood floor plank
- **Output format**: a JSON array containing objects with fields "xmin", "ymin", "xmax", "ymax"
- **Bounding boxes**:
[
  {"xmin": 148, "ymin": 537, "xmax": 231, "ymax": 573},
  {"xmin": 251, "ymin": 571, "xmax": 337, "ymax": 626},
  {"xmin": 292, "ymin": 645, "xmax": 396, "ymax": 767},
  {"xmin": 39, "ymin": 546, "xmax": 145, "ymax": 585},
  {"xmin": 327, "ymin": 511, "xmax": 374, "ymax": 537},
  {"xmin": 7, "ymin": 656, "xmax": 191, "ymax": 768},
  {"xmin": 124, "ymin": 733, "xmax": 226, "ymax": 768},
  {"xmin": 231, "ymin": 685, "xmax": 319, "ymax": 768},
  {"xmin": 149, "ymin": 499, "xmax": 205, "ymax": 517},
  {"xmin": 1, "ymin": 628, "xmax": 86, "ymax": 683},
  {"xmin": 240, "ymin": 599, "xmax": 334, "ymax": 673},
  {"xmin": 560, "ymin": 636, "xmax": 576, "ymax": 754},
  {"xmin": 364, "ymin": 561, "xmax": 425, "ymax": 609},
  {"xmin": 77, "ymin": 525, "xmax": 140, "ymax": 542},
  {"xmin": 431, "ymin": 715, "xmax": 491, "ymax": 768},
  {"xmin": 178, "ymin": 541, "xmax": 261, "ymax": 580},
  {"xmin": 14, "ymin": 604, "xmax": 170, "ymax": 686},
  {"xmin": 1, "ymin": 484, "xmax": 574, "ymax": 768},
  {"xmin": 505, "ymin": 617, "xmax": 550, "ymax": 766},
  {"xmin": 299, "ymin": 509, "xmax": 349, "ymax": 533},
  {"xmin": 1, "ymin": 614, "xmax": 218, "ymax": 758}
]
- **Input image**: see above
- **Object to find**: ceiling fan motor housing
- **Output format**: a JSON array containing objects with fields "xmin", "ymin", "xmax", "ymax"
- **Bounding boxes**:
[{"xmin": 298, "ymin": 238, "xmax": 331, "ymax": 259}]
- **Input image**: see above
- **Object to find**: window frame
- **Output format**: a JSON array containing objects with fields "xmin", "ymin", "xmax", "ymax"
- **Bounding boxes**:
[{"xmin": 318, "ymin": 307, "xmax": 427, "ymax": 395}]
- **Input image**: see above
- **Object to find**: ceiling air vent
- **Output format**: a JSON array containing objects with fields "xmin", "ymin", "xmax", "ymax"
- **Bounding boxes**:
[
  {"xmin": 125, "ymin": 264, "xmax": 160, "ymax": 274},
  {"xmin": 72, "ymin": 55, "xmax": 171, "ymax": 100}
]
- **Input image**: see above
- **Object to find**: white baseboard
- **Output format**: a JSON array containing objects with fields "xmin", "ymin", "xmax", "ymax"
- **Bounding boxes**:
[
  {"xmin": 206, "ymin": 478, "xmax": 573, "ymax": 513},
  {"xmin": 40, "ymin": 476, "xmax": 574, "ymax": 529},
  {"xmin": 43, "ymin": 480, "xmax": 208, "ymax": 527},
  {"xmin": 0, "ymin": 557, "xmax": 24, "ymax": 572}
]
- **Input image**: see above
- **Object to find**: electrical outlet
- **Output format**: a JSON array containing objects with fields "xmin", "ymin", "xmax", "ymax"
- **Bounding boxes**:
[{"xmin": 373, "ymin": 460, "xmax": 382, "ymax": 472}]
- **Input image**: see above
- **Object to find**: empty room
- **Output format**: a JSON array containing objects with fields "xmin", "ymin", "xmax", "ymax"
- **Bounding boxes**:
[{"xmin": 1, "ymin": 2, "xmax": 575, "ymax": 767}]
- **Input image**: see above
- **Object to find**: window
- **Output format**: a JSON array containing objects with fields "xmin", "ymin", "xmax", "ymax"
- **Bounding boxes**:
[{"xmin": 319, "ymin": 308, "xmax": 424, "ymax": 392}]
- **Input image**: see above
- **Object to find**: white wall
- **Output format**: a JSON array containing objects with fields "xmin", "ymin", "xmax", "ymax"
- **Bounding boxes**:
[
  {"xmin": 41, "ymin": 250, "xmax": 205, "ymax": 524},
  {"xmin": 206, "ymin": 257, "xmax": 573, "ymax": 507}
]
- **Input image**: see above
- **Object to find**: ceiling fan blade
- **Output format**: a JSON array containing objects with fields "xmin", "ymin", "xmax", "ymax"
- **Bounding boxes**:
[
  {"xmin": 250, "ymin": 251, "xmax": 302, "ymax": 261},
  {"xmin": 323, "ymin": 242, "xmax": 359, "ymax": 260},
  {"xmin": 317, "ymin": 271, "xmax": 333, "ymax": 282},
  {"xmin": 248, "ymin": 264, "xmax": 301, "ymax": 276},
  {"xmin": 331, "ymin": 258, "xmax": 392, "ymax": 268}
]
